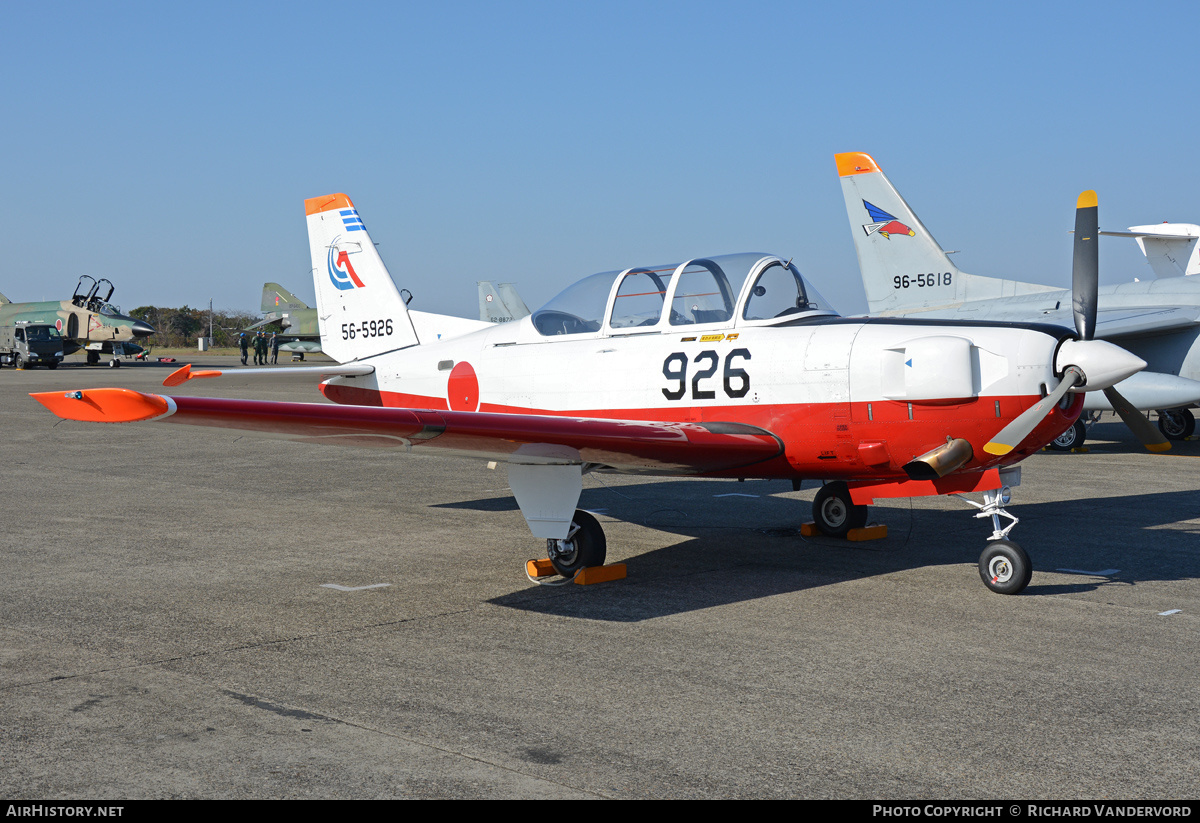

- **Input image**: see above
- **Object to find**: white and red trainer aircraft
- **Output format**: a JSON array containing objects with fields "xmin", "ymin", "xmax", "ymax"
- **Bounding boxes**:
[{"xmin": 34, "ymin": 191, "xmax": 1146, "ymax": 595}]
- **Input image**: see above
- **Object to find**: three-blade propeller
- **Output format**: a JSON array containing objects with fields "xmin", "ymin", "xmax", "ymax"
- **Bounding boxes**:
[{"xmin": 984, "ymin": 191, "xmax": 1167, "ymax": 455}]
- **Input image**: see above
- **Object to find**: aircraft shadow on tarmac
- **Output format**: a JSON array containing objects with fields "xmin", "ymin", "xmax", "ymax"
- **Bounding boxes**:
[{"xmin": 432, "ymin": 478, "xmax": 1200, "ymax": 621}]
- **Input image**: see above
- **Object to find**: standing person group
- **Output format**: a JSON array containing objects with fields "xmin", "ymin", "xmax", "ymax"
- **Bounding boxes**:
[{"xmin": 245, "ymin": 331, "xmax": 281, "ymax": 366}]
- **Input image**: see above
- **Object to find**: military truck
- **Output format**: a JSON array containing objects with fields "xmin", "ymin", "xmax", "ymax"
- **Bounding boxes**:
[{"xmin": 0, "ymin": 322, "xmax": 65, "ymax": 369}]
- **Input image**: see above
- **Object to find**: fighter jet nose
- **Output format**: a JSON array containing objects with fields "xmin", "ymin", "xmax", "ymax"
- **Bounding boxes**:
[{"xmin": 132, "ymin": 320, "xmax": 155, "ymax": 338}]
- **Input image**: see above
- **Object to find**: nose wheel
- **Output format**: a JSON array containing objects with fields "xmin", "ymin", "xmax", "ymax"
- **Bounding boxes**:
[
  {"xmin": 979, "ymin": 540, "xmax": 1032, "ymax": 595},
  {"xmin": 956, "ymin": 487, "xmax": 1032, "ymax": 595}
]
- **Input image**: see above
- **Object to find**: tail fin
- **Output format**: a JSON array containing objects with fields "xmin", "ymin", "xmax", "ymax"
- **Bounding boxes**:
[
  {"xmin": 836, "ymin": 152, "xmax": 1057, "ymax": 314},
  {"xmin": 305, "ymin": 193, "xmax": 419, "ymax": 362},
  {"xmin": 477, "ymin": 281, "xmax": 532, "ymax": 323},
  {"xmin": 1106, "ymin": 223, "xmax": 1200, "ymax": 278},
  {"xmin": 497, "ymin": 282, "xmax": 530, "ymax": 319},
  {"xmin": 261, "ymin": 282, "xmax": 310, "ymax": 313},
  {"xmin": 0, "ymin": 292, "xmax": 9, "ymax": 304}
]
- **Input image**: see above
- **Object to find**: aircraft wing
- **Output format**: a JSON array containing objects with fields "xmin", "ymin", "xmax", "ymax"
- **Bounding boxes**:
[
  {"xmin": 31, "ymin": 389, "xmax": 785, "ymax": 475},
  {"xmin": 246, "ymin": 314, "xmax": 283, "ymax": 330},
  {"xmin": 1094, "ymin": 307, "xmax": 1200, "ymax": 339},
  {"xmin": 992, "ymin": 305, "xmax": 1200, "ymax": 339}
]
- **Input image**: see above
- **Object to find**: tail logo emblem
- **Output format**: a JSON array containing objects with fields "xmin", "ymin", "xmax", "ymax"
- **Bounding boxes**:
[
  {"xmin": 327, "ymin": 236, "xmax": 366, "ymax": 291},
  {"xmin": 861, "ymin": 200, "xmax": 915, "ymax": 239}
]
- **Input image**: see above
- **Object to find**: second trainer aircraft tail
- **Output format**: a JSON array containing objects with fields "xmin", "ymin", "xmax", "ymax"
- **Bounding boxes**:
[{"xmin": 836, "ymin": 152, "xmax": 1058, "ymax": 315}]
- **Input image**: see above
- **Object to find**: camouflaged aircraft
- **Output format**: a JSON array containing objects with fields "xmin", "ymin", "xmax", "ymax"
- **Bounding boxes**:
[
  {"xmin": 0, "ymin": 277, "xmax": 154, "ymax": 366},
  {"xmin": 253, "ymin": 282, "xmax": 323, "ymax": 356}
]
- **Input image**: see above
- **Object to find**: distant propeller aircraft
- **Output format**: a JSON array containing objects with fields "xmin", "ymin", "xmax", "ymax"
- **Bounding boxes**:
[
  {"xmin": 34, "ymin": 191, "xmax": 1148, "ymax": 595},
  {"xmin": 837, "ymin": 151, "xmax": 1200, "ymax": 449},
  {"xmin": 1, "ymin": 276, "xmax": 154, "ymax": 366}
]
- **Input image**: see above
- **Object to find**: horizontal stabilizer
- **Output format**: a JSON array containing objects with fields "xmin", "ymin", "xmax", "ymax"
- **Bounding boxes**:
[
  {"xmin": 1101, "ymin": 224, "xmax": 1200, "ymax": 278},
  {"xmin": 162, "ymin": 362, "xmax": 374, "ymax": 387}
]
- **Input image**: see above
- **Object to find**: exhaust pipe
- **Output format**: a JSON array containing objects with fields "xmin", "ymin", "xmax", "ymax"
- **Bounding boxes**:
[{"xmin": 902, "ymin": 438, "xmax": 974, "ymax": 480}]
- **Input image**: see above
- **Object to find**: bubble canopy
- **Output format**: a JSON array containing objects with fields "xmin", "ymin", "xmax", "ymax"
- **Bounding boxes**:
[{"xmin": 531, "ymin": 253, "xmax": 837, "ymax": 337}]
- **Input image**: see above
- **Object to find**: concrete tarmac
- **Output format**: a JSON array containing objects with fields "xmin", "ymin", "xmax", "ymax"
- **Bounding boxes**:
[{"xmin": 2, "ymin": 355, "xmax": 1198, "ymax": 798}]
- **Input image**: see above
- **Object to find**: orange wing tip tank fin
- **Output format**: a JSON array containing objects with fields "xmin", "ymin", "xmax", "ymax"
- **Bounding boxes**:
[
  {"xmin": 304, "ymin": 193, "xmax": 355, "ymax": 216},
  {"xmin": 163, "ymin": 364, "xmax": 221, "ymax": 387},
  {"xmin": 574, "ymin": 564, "xmax": 627, "ymax": 585},
  {"xmin": 526, "ymin": 559, "xmax": 557, "ymax": 578},
  {"xmin": 835, "ymin": 152, "xmax": 881, "ymax": 177},
  {"xmin": 30, "ymin": 388, "xmax": 172, "ymax": 423}
]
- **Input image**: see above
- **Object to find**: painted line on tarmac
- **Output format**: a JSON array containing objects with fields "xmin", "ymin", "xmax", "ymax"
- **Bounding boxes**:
[
  {"xmin": 1055, "ymin": 568, "xmax": 1120, "ymax": 576},
  {"xmin": 321, "ymin": 583, "xmax": 392, "ymax": 592},
  {"xmin": 1159, "ymin": 609, "xmax": 1182, "ymax": 616}
]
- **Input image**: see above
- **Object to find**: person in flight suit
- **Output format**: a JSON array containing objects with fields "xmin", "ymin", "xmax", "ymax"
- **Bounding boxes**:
[{"xmin": 239, "ymin": 332, "xmax": 249, "ymax": 365}]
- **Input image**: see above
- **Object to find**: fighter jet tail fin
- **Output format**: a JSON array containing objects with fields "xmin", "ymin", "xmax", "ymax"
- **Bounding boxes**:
[
  {"xmin": 261, "ymin": 283, "xmax": 310, "ymax": 313},
  {"xmin": 836, "ymin": 152, "xmax": 1057, "ymax": 315},
  {"xmin": 478, "ymin": 281, "xmax": 532, "ymax": 323},
  {"xmin": 305, "ymin": 193, "xmax": 421, "ymax": 362},
  {"xmin": 0, "ymin": 292, "xmax": 9, "ymax": 304}
]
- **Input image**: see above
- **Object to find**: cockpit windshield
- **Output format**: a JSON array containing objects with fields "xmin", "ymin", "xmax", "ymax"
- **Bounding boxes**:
[
  {"xmin": 742, "ymin": 259, "xmax": 835, "ymax": 321},
  {"xmin": 531, "ymin": 271, "xmax": 613, "ymax": 336}
]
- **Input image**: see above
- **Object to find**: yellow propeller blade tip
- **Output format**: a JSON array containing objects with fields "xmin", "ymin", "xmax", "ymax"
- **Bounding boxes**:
[
  {"xmin": 983, "ymin": 442, "xmax": 1013, "ymax": 456},
  {"xmin": 1077, "ymin": 190, "xmax": 1098, "ymax": 209},
  {"xmin": 1146, "ymin": 442, "xmax": 1172, "ymax": 453}
]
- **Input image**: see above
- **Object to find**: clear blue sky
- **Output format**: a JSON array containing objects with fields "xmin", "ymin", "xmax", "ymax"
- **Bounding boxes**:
[{"xmin": 3, "ymin": 1, "xmax": 1197, "ymax": 318}]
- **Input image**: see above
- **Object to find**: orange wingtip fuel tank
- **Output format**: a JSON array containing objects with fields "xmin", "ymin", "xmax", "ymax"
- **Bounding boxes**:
[
  {"xmin": 30, "ymin": 389, "xmax": 172, "ymax": 423},
  {"xmin": 163, "ymin": 363, "xmax": 222, "ymax": 387}
]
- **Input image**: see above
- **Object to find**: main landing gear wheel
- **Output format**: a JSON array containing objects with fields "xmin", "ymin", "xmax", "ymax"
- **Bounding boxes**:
[
  {"xmin": 1157, "ymin": 409, "xmax": 1195, "ymax": 441},
  {"xmin": 546, "ymin": 509, "xmax": 607, "ymax": 578},
  {"xmin": 1047, "ymin": 419, "xmax": 1087, "ymax": 451},
  {"xmin": 812, "ymin": 481, "xmax": 868, "ymax": 538},
  {"xmin": 978, "ymin": 540, "xmax": 1032, "ymax": 595},
  {"xmin": 87, "ymin": 351, "xmax": 100, "ymax": 366}
]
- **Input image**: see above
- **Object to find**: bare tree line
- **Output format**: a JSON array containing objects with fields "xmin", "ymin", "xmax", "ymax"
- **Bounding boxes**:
[{"xmin": 129, "ymin": 306, "xmax": 269, "ymax": 348}]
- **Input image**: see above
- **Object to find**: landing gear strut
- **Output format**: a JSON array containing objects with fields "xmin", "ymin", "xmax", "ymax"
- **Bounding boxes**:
[
  {"xmin": 546, "ymin": 509, "xmax": 607, "ymax": 578},
  {"xmin": 812, "ymin": 481, "xmax": 868, "ymax": 538},
  {"xmin": 956, "ymin": 487, "xmax": 1032, "ymax": 595}
]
